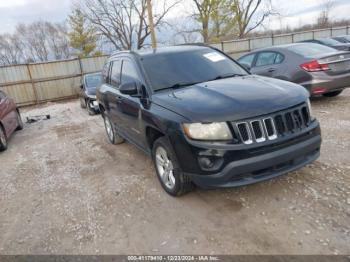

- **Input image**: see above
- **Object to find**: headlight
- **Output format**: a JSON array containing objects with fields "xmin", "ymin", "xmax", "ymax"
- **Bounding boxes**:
[
  {"xmin": 307, "ymin": 99, "xmax": 314, "ymax": 119},
  {"xmin": 183, "ymin": 122, "xmax": 233, "ymax": 141}
]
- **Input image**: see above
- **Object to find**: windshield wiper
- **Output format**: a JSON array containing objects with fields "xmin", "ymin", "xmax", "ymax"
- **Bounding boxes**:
[
  {"xmin": 156, "ymin": 81, "xmax": 201, "ymax": 91},
  {"xmin": 209, "ymin": 73, "xmax": 246, "ymax": 81}
]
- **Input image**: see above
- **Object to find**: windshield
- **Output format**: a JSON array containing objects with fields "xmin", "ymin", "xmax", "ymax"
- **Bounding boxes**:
[
  {"xmin": 85, "ymin": 74, "xmax": 102, "ymax": 90},
  {"xmin": 319, "ymin": 38, "xmax": 341, "ymax": 45},
  {"xmin": 286, "ymin": 43, "xmax": 337, "ymax": 58},
  {"xmin": 141, "ymin": 48, "xmax": 248, "ymax": 91}
]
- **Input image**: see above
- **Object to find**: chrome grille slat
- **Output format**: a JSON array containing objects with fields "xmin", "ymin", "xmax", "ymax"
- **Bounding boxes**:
[{"xmin": 232, "ymin": 103, "xmax": 311, "ymax": 145}]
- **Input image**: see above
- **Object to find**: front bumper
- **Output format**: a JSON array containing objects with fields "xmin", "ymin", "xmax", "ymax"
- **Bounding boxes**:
[
  {"xmin": 87, "ymin": 98, "xmax": 100, "ymax": 112},
  {"xmin": 185, "ymin": 134, "xmax": 321, "ymax": 188}
]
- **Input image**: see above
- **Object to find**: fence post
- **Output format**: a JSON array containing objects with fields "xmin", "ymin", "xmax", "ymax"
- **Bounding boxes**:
[
  {"xmin": 78, "ymin": 57, "xmax": 83, "ymax": 77},
  {"xmin": 312, "ymin": 30, "xmax": 315, "ymax": 40},
  {"xmin": 26, "ymin": 64, "xmax": 38, "ymax": 104}
]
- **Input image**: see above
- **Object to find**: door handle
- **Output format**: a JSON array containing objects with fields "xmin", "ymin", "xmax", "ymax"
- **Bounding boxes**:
[{"xmin": 268, "ymin": 68, "xmax": 276, "ymax": 72}]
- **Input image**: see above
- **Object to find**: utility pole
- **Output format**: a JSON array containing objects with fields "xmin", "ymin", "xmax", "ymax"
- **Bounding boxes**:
[{"xmin": 146, "ymin": 0, "xmax": 157, "ymax": 49}]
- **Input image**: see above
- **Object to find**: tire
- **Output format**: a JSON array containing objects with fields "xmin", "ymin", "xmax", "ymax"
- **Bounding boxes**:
[
  {"xmin": 323, "ymin": 90, "xmax": 343, "ymax": 97},
  {"xmin": 86, "ymin": 100, "xmax": 95, "ymax": 115},
  {"xmin": 103, "ymin": 114, "xmax": 125, "ymax": 145},
  {"xmin": 80, "ymin": 97, "xmax": 87, "ymax": 108},
  {"xmin": 16, "ymin": 110, "xmax": 24, "ymax": 131},
  {"xmin": 152, "ymin": 137, "xmax": 193, "ymax": 196},
  {"xmin": 0, "ymin": 125, "xmax": 8, "ymax": 152}
]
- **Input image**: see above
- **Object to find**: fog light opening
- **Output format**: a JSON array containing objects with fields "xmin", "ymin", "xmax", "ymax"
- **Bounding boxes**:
[{"xmin": 198, "ymin": 157, "xmax": 214, "ymax": 169}]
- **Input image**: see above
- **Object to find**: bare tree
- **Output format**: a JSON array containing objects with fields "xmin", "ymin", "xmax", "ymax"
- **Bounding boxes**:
[
  {"xmin": 0, "ymin": 34, "xmax": 25, "ymax": 65},
  {"xmin": 228, "ymin": 0, "xmax": 275, "ymax": 38},
  {"xmin": 192, "ymin": 0, "xmax": 224, "ymax": 43},
  {"xmin": 46, "ymin": 22, "xmax": 70, "ymax": 60},
  {"xmin": 317, "ymin": 0, "xmax": 335, "ymax": 28},
  {"xmin": 78, "ymin": 0, "xmax": 179, "ymax": 50}
]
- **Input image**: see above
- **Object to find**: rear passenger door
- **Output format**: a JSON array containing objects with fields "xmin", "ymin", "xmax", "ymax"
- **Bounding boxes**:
[
  {"xmin": 251, "ymin": 51, "xmax": 284, "ymax": 78},
  {"xmin": 105, "ymin": 59, "xmax": 123, "ymax": 128}
]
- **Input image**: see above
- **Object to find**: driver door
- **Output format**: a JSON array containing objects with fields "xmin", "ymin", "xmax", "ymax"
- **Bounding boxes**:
[{"xmin": 117, "ymin": 58, "xmax": 145, "ymax": 148}]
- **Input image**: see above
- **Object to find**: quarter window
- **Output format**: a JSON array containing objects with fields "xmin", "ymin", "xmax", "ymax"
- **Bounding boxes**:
[
  {"xmin": 0, "ymin": 91, "xmax": 6, "ymax": 99},
  {"xmin": 102, "ymin": 62, "xmax": 111, "ymax": 84},
  {"xmin": 110, "ymin": 60, "xmax": 122, "ymax": 87}
]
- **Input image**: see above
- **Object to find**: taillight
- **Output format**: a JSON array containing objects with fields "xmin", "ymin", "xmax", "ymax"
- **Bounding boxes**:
[{"xmin": 300, "ymin": 60, "xmax": 330, "ymax": 72}]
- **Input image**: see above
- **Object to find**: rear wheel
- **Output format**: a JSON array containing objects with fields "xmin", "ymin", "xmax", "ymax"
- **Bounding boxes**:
[
  {"xmin": 103, "ymin": 114, "xmax": 124, "ymax": 145},
  {"xmin": 16, "ymin": 111, "xmax": 23, "ymax": 130},
  {"xmin": 323, "ymin": 90, "xmax": 343, "ymax": 97},
  {"xmin": 0, "ymin": 126, "xmax": 7, "ymax": 152},
  {"xmin": 152, "ymin": 137, "xmax": 193, "ymax": 196}
]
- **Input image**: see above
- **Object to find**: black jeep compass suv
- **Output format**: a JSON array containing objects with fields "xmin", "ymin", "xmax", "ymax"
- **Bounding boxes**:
[{"xmin": 97, "ymin": 45, "xmax": 321, "ymax": 196}]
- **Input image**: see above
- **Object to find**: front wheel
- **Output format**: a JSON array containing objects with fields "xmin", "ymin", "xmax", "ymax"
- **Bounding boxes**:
[
  {"xmin": 323, "ymin": 90, "xmax": 343, "ymax": 97},
  {"xmin": 0, "ymin": 126, "xmax": 8, "ymax": 152},
  {"xmin": 103, "ymin": 114, "xmax": 125, "ymax": 145},
  {"xmin": 152, "ymin": 137, "xmax": 193, "ymax": 196},
  {"xmin": 80, "ymin": 97, "xmax": 87, "ymax": 108}
]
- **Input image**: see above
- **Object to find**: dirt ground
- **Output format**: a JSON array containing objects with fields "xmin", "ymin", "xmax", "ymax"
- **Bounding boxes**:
[{"xmin": 0, "ymin": 90, "xmax": 349, "ymax": 255}]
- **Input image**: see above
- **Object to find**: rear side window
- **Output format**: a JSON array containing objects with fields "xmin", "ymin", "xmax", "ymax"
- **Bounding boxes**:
[
  {"xmin": 238, "ymin": 54, "xmax": 255, "ymax": 67},
  {"xmin": 121, "ymin": 60, "xmax": 139, "ymax": 84},
  {"xmin": 110, "ymin": 60, "xmax": 122, "ymax": 87},
  {"xmin": 287, "ymin": 43, "xmax": 337, "ymax": 58},
  {"xmin": 255, "ymin": 52, "xmax": 284, "ymax": 67}
]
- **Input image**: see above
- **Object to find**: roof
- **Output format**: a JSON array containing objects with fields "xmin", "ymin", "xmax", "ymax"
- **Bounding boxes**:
[
  {"xmin": 251, "ymin": 42, "xmax": 322, "ymax": 52},
  {"xmin": 111, "ymin": 45, "xmax": 212, "ymax": 59}
]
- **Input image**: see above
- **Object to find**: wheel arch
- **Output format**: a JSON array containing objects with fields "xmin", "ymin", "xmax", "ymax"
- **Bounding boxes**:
[{"xmin": 146, "ymin": 126, "xmax": 165, "ymax": 150}]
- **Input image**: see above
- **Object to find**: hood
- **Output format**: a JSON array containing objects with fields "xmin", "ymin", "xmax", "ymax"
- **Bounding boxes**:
[{"xmin": 152, "ymin": 75, "xmax": 309, "ymax": 122}]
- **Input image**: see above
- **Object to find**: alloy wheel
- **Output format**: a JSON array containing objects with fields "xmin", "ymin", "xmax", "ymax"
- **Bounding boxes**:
[{"xmin": 155, "ymin": 146, "xmax": 176, "ymax": 190}]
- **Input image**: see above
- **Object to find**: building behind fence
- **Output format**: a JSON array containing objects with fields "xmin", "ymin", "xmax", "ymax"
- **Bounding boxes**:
[{"xmin": 1, "ymin": 25, "xmax": 350, "ymax": 106}]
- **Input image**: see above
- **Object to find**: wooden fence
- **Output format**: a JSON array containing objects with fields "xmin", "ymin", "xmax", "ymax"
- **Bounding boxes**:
[
  {"xmin": 0, "ymin": 56, "xmax": 108, "ymax": 106},
  {"xmin": 212, "ymin": 25, "xmax": 350, "ymax": 58}
]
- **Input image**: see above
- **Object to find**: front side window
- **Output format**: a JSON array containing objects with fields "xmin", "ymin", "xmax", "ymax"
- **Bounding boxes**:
[
  {"xmin": 141, "ymin": 48, "xmax": 248, "ymax": 91},
  {"xmin": 110, "ymin": 60, "xmax": 122, "ymax": 87},
  {"xmin": 238, "ymin": 54, "xmax": 255, "ymax": 67},
  {"xmin": 121, "ymin": 60, "xmax": 139, "ymax": 84}
]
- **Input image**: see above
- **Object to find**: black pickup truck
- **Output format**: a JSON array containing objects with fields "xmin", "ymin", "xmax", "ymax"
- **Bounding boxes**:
[{"xmin": 97, "ymin": 45, "xmax": 321, "ymax": 196}]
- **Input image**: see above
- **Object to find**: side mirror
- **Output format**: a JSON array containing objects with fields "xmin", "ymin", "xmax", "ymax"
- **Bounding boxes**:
[
  {"xmin": 80, "ymin": 84, "xmax": 84, "ymax": 89},
  {"xmin": 120, "ymin": 81, "xmax": 139, "ymax": 96},
  {"xmin": 241, "ymin": 63, "xmax": 251, "ymax": 72}
]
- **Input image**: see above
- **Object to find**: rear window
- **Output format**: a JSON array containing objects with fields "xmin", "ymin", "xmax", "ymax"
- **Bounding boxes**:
[
  {"xmin": 85, "ymin": 74, "xmax": 102, "ymax": 89},
  {"xmin": 319, "ymin": 38, "xmax": 341, "ymax": 45},
  {"xmin": 286, "ymin": 44, "xmax": 337, "ymax": 58}
]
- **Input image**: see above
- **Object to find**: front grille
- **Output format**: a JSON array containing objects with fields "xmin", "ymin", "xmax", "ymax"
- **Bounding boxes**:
[{"xmin": 233, "ymin": 103, "xmax": 311, "ymax": 145}]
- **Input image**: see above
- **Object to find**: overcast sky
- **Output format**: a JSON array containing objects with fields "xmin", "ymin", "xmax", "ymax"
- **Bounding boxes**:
[{"xmin": 0, "ymin": 0, "xmax": 349, "ymax": 34}]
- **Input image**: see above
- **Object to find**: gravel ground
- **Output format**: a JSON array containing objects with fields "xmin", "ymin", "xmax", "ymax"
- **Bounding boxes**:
[{"xmin": 0, "ymin": 90, "xmax": 349, "ymax": 255}]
